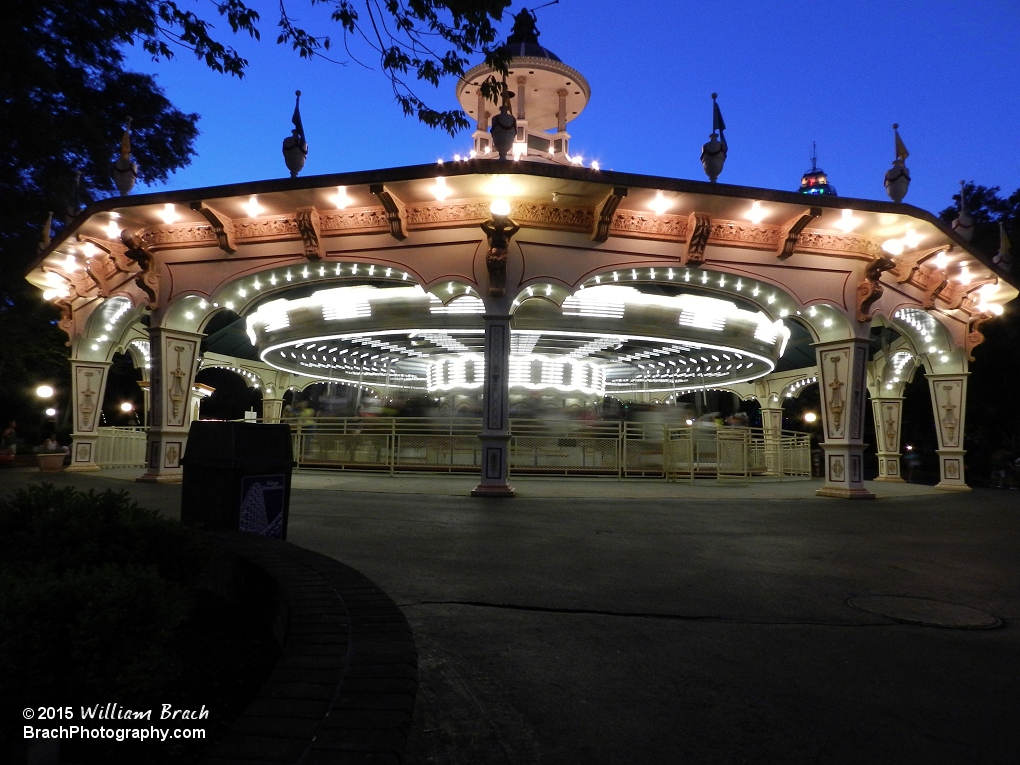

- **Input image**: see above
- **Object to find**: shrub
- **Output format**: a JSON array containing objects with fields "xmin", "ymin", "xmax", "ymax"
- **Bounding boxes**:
[{"xmin": 0, "ymin": 485, "xmax": 210, "ymax": 760}]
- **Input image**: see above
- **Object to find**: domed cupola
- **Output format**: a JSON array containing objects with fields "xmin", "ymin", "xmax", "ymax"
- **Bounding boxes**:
[
  {"xmin": 798, "ymin": 142, "xmax": 838, "ymax": 196},
  {"xmin": 456, "ymin": 8, "xmax": 591, "ymax": 164}
]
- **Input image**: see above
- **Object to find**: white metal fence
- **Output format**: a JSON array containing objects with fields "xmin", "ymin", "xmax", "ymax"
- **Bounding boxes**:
[
  {"xmin": 289, "ymin": 418, "xmax": 812, "ymax": 481},
  {"xmin": 95, "ymin": 427, "xmax": 148, "ymax": 468},
  {"xmin": 93, "ymin": 420, "xmax": 812, "ymax": 480}
]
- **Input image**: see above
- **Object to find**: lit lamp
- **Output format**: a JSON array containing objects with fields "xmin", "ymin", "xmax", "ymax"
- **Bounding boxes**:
[
  {"xmin": 803, "ymin": 411, "xmax": 818, "ymax": 424},
  {"xmin": 36, "ymin": 385, "xmax": 55, "ymax": 399}
]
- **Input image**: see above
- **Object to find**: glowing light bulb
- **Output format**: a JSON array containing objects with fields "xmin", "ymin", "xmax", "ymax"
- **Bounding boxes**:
[
  {"xmin": 331, "ymin": 186, "xmax": 351, "ymax": 209},
  {"xmin": 159, "ymin": 203, "xmax": 180, "ymax": 224},
  {"xmin": 490, "ymin": 198, "xmax": 511, "ymax": 216},
  {"xmin": 243, "ymin": 195, "xmax": 264, "ymax": 217},
  {"xmin": 650, "ymin": 192, "xmax": 672, "ymax": 216},
  {"xmin": 835, "ymin": 209, "xmax": 861, "ymax": 233},
  {"xmin": 431, "ymin": 176, "xmax": 452, "ymax": 201},
  {"xmin": 956, "ymin": 261, "xmax": 972, "ymax": 285},
  {"xmin": 746, "ymin": 201, "xmax": 767, "ymax": 225},
  {"xmin": 882, "ymin": 238, "xmax": 905, "ymax": 256}
]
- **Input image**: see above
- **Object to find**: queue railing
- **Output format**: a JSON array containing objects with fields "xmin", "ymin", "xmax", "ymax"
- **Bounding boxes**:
[{"xmin": 281, "ymin": 417, "xmax": 812, "ymax": 481}]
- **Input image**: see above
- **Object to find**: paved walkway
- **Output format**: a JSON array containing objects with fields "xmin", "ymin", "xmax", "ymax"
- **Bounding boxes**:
[
  {"xmin": 9, "ymin": 466, "xmax": 941, "ymax": 499},
  {"xmin": 2, "ymin": 468, "xmax": 1017, "ymax": 764}
]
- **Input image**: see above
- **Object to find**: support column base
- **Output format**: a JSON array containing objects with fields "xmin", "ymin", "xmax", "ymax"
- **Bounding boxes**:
[
  {"xmin": 935, "ymin": 482, "xmax": 972, "ymax": 492},
  {"xmin": 873, "ymin": 476, "xmax": 906, "ymax": 483},
  {"xmin": 136, "ymin": 471, "xmax": 183, "ymax": 484},
  {"xmin": 816, "ymin": 486, "xmax": 876, "ymax": 499},
  {"xmin": 471, "ymin": 483, "xmax": 516, "ymax": 498},
  {"xmin": 64, "ymin": 464, "xmax": 102, "ymax": 473}
]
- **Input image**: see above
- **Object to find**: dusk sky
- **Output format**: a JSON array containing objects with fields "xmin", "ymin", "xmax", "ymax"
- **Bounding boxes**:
[{"xmin": 125, "ymin": 0, "xmax": 1020, "ymax": 217}]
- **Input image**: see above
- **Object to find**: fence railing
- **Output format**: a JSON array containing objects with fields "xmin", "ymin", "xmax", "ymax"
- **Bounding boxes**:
[
  {"xmin": 287, "ymin": 418, "xmax": 812, "ymax": 481},
  {"xmin": 95, "ymin": 427, "xmax": 148, "ymax": 468}
]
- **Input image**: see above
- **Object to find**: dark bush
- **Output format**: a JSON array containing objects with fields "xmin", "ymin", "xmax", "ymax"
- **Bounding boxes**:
[{"xmin": 0, "ymin": 485, "xmax": 211, "ymax": 761}]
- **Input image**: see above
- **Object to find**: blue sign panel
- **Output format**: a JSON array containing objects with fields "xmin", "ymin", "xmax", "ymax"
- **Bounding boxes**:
[{"xmin": 239, "ymin": 474, "xmax": 286, "ymax": 539}]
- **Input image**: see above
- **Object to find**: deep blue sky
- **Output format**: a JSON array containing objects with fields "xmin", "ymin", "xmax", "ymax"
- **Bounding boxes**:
[{"xmin": 125, "ymin": 0, "xmax": 1020, "ymax": 216}]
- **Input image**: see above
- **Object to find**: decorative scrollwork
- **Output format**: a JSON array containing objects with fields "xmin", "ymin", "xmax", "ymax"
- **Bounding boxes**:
[
  {"xmin": 684, "ymin": 213, "xmax": 711, "ymax": 265},
  {"xmin": 121, "ymin": 230, "xmax": 159, "ymax": 309},
  {"xmin": 856, "ymin": 255, "xmax": 896, "ymax": 322},
  {"xmin": 966, "ymin": 311, "xmax": 994, "ymax": 361}
]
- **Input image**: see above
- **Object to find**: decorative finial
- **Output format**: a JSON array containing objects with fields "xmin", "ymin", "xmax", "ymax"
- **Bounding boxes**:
[
  {"xmin": 65, "ymin": 170, "xmax": 84, "ymax": 223},
  {"xmin": 283, "ymin": 90, "xmax": 309, "ymax": 177},
  {"xmin": 884, "ymin": 123, "xmax": 910, "ymax": 203},
  {"xmin": 811, "ymin": 141, "xmax": 818, "ymax": 172},
  {"xmin": 993, "ymin": 221, "xmax": 1012, "ymax": 271},
  {"xmin": 952, "ymin": 180, "xmax": 974, "ymax": 241},
  {"xmin": 38, "ymin": 211, "xmax": 53, "ymax": 252},
  {"xmin": 701, "ymin": 93, "xmax": 727, "ymax": 182},
  {"xmin": 507, "ymin": 5, "xmax": 548, "ymax": 45},
  {"xmin": 112, "ymin": 117, "xmax": 138, "ymax": 196},
  {"xmin": 490, "ymin": 78, "xmax": 517, "ymax": 160}
]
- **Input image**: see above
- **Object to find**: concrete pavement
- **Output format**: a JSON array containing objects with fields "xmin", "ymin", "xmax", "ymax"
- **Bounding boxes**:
[{"xmin": 2, "ymin": 468, "xmax": 1017, "ymax": 763}]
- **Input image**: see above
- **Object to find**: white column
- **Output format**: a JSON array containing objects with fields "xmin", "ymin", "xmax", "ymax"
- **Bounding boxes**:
[
  {"xmin": 760, "ymin": 406, "xmax": 784, "ymax": 475},
  {"xmin": 66, "ymin": 360, "xmax": 112, "ymax": 472},
  {"xmin": 262, "ymin": 398, "xmax": 285, "ymax": 423},
  {"xmin": 138, "ymin": 327, "xmax": 203, "ymax": 483},
  {"xmin": 871, "ymin": 396, "xmax": 905, "ymax": 482},
  {"xmin": 472, "ymin": 314, "xmax": 514, "ymax": 497},
  {"xmin": 926, "ymin": 372, "xmax": 970, "ymax": 491},
  {"xmin": 815, "ymin": 339, "xmax": 874, "ymax": 499},
  {"xmin": 472, "ymin": 90, "xmax": 490, "ymax": 154}
]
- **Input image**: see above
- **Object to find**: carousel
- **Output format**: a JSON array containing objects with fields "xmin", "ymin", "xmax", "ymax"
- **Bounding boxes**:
[{"xmin": 25, "ymin": 12, "xmax": 1017, "ymax": 497}]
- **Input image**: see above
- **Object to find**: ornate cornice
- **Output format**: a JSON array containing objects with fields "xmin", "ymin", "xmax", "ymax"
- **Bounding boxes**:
[
  {"xmin": 708, "ymin": 220, "xmax": 778, "ymax": 248},
  {"xmin": 609, "ymin": 210, "xmax": 687, "ymax": 240},
  {"xmin": 320, "ymin": 207, "xmax": 392, "ymax": 235},
  {"xmin": 141, "ymin": 224, "xmax": 217, "ymax": 248},
  {"xmin": 132, "ymin": 202, "xmax": 910, "ymax": 266},
  {"xmin": 405, "ymin": 199, "xmax": 592, "ymax": 232}
]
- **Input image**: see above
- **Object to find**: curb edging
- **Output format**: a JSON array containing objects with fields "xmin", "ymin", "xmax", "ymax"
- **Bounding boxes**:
[{"xmin": 201, "ymin": 532, "xmax": 417, "ymax": 765}]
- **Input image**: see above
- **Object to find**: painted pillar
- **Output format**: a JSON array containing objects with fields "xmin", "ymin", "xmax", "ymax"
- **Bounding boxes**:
[
  {"xmin": 262, "ymin": 397, "xmax": 285, "ymax": 423},
  {"xmin": 138, "ymin": 327, "xmax": 203, "ymax": 483},
  {"xmin": 870, "ymin": 396, "xmax": 905, "ymax": 482},
  {"xmin": 760, "ymin": 405, "xmax": 784, "ymax": 475},
  {"xmin": 66, "ymin": 360, "xmax": 112, "ymax": 472},
  {"xmin": 815, "ymin": 338, "xmax": 874, "ymax": 499},
  {"xmin": 926, "ymin": 372, "xmax": 970, "ymax": 491},
  {"xmin": 472, "ymin": 314, "xmax": 514, "ymax": 497}
]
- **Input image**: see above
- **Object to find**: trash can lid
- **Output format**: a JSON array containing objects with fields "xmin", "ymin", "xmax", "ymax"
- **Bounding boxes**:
[{"xmin": 183, "ymin": 421, "xmax": 294, "ymax": 465}]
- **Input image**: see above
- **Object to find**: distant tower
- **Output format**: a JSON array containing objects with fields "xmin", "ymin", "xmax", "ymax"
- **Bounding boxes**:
[
  {"xmin": 456, "ymin": 7, "xmax": 590, "ymax": 164},
  {"xmin": 798, "ymin": 142, "xmax": 837, "ymax": 196}
]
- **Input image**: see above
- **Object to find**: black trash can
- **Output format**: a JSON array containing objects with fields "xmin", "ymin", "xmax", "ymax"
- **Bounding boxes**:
[{"xmin": 181, "ymin": 421, "xmax": 295, "ymax": 539}]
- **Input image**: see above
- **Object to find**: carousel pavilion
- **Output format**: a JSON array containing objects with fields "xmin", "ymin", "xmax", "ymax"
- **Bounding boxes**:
[{"xmin": 25, "ymin": 15, "xmax": 1017, "ymax": 498}]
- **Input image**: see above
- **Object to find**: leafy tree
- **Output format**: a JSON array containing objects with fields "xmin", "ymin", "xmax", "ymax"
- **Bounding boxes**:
[
  {"xmin": 134, "ymin": 0, "xmax": 516, "ymax": 134},
  {"xmin": 938, "ymin": 182, "xmax": 1018, "ymax": 272},
  {"xmin": 1, "ymin": 0, "xmax": 516, "ymax": 427},
  {"xmin": 1, "ymin": 0, "xmax": 202, "ymax": 426}
]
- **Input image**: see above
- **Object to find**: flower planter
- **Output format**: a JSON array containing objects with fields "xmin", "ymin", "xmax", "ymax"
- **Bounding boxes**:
[{"xmin": 37, "ymin": 453, "xmax": 66, "ymax": 472}]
